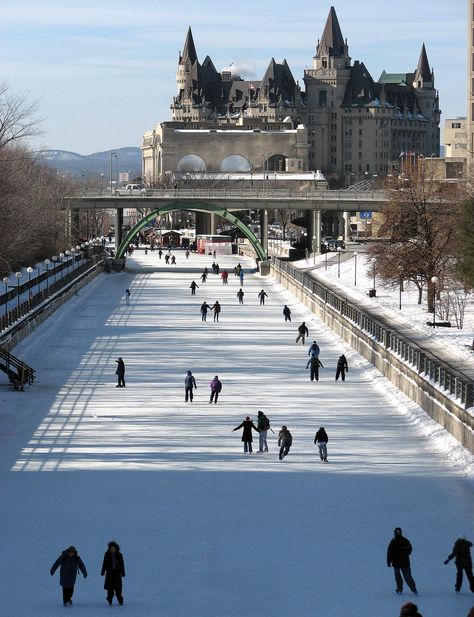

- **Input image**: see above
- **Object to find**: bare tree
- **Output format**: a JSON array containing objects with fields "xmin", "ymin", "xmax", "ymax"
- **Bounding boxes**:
[{"xmin": 0, "ymin": 81, "xmax": 43, "ymax": 152}]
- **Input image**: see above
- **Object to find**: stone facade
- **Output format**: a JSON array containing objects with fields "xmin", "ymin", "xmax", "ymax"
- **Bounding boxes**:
[{"xmin": 142, "ymin": 7, "xmax": 441, "ymax": 186}]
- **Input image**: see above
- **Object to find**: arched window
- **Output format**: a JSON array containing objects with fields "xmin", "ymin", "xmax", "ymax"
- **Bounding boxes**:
[
  {"xmin": 177, "ymin": 154, "xmax": 207, "ymax": 172},
  {"xmin": 220, "ymin": 155, "xmax": 252, "ymax": 172},
  {"xmin": 265, "ymin": 154, "xmax": 287, "ymax": 172}
]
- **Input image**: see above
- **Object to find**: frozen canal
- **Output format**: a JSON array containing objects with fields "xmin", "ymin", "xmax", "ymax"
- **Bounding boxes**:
[{"xmin": 1, "ymin": 251, "xmax": 473, "ymax": 617}]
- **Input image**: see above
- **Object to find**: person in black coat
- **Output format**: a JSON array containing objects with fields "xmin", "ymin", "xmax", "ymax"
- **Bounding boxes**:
[
  {"xmin": 278, "ymin": 426, "xmax": 293, "ymax": 460},
  {"xmin": 101, "ymin": 541, "xmax": 125, "ymax": 605},
  {"xmin": 387, "ymin": 527, "xmax": 418, "ymax": 595},
  {"xmin": 233, "ymin": 416, "xmax": 259, "ymax": 453},
  {"xmin": 335, "ymin": 354, "xmax": 349, "ymax": 381},
  {"xmin": 200, "ymin": 301, "xmax": 211, "ymax": 321},
  {"xmin": 295, "ymin": 322, "xmax": 309, "ymax": 344},
  {"xmin": 190, "ymin": 281, "xmax": 199, "ymax": 295},
  {"xmin": 444, "ymin": 536, "xmax": 474, "ymax": 592},
  {"xmin": 283, "ymin": 305, "xmax": 291, "ymax": 322},
  {"xmin": 399, "ymin": 602, "xmax": 423, "ymax": 617},
  {"xmin": 237, "ymin": 289, "xmax": 244, "ymax": 304},
  {"xmin": 50, "ymin": 545, "xmax": 87, "ymax": 606},
  {"xmin": 258, "ymin": 289, "xmax": 268, "ymax": 305},
  {"xmin": 306, "ymin": 356, "xmax": 324, "ymax": 381},
  {"xmin": 314, "ymin": 427, "xmax": 329, "ymax": 462},
  {"xmin": 115, "ymin": 357, "xmax": 125, "ymax": 387}
]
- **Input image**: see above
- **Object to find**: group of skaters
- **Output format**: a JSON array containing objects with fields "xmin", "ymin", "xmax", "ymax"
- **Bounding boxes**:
[
  {"xmin": 50, "ymin": 542, "xmax": 125, "ymax": 607},
  {"xmin": 184, "ymin": 371, "xmax": 222, "ymax": 403},
  {"xmin": 298, "ymin": 334, "xmax": 349, "ymax": 382}
]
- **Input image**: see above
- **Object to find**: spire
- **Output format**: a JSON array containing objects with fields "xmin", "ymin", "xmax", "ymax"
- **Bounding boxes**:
[
  {"xmin": 318, "ymin": 6, "xmax": 345, "ymax": 57},
  {"xmin": 180, "ymin": 27, "xmax": 198, "ymax": 65},
  {"xmin": 414, "ymin": 43, "xmax": 431, "ymax": 83}
]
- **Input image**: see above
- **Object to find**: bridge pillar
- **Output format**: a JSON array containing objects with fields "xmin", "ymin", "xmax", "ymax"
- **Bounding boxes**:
[
  {"xmin": 306, "ymin": 209, "xmax": 321, "ymax": 254},
  {"xmin": 115, "ymin": 208, "xmax": 123, "ymax": 250},
  {"xmin": 195, "ymin": 212, "xmax": 213, "ymax": 236},
  {"xmin": 259, "ymin": 209, "xmax": 268, "ymax": 255},
  {"xmin": 343, "ymin": 211, "xmax": 352, "ymax": 242}
]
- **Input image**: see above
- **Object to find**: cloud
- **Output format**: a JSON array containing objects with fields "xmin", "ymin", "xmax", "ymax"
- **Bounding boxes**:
[{"xmin": 220, "ymin": 62, "xmax": 259, "ymax": 79}]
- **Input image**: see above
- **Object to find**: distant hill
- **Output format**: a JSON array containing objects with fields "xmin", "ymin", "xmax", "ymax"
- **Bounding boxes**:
[{"xmin": 40, "ymin": 147, "xmax": 142, "ymax": 179}]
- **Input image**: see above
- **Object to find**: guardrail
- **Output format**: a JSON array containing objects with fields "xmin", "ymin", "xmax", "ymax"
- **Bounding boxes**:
[{"xmin": 271, "ymin": 256, "xmax": 473, "ymax": 410}]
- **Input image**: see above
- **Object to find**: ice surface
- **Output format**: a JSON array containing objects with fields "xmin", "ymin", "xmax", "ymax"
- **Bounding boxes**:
[{"xmin": 1, "ymin": 251, "xmax": 473, "ymax": 617}]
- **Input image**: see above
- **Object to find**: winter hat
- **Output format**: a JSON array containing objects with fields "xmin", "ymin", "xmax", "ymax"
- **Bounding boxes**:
[
  {"xmin": 257, "ymin": 411, "xmax": 263, "ymax": 417},
  {"xmin": 245, "ymin": 416, "xmax": 251, "ymax": 421},
  {"xmin": 399, "ymin": 602, "xmax": 420, "ymax": 617},
  {"xmin": 66, "ymin": 546, "xmax": 77, "ymax": 552},
  {"xmin": 394, "ymin": 527, "xmax": 402, "ymax": 535},
  {"xmin": 108, "ymin": 541, "xmax": 120, "ymax": 551},
  {"xmin": 281, "ymin": 425, "xmax": 287, "ymax": 430}
]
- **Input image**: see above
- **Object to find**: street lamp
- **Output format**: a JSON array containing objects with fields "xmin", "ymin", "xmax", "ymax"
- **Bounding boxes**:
[
  {"xmin": 3, "ymin": 277, "xmax": 9, "ymax": 318},
  {"xmin": 65, "ymin": 250, "xmax": 71, "ymax": 275},
  {"xmin": 44, "ymin": 259, "xmax": 50, "ymax": 292},
  {"xmin": 353, "ymin": 251, "xmax": 358, "ymax": 286},
  {"xmin": 15, "ymin": 271, "xmax": 22, "ymax": 308},
  {"xmin": 337, "ymin": 247, "xmax": 341, "ymax": 278},
  {"xmin": 26, "ymin": 266, "xmax": 34, "ymax": 306},
  {"xmin": 431, "ymin": 276, "xmax": 439, "ymax": 327},
  {"xmin": 398, "ymin": 266, "xmax": 404, "ymax": 310},
  {"xmin": 52, "ymin": 256, "xmax": 58, "ymax": 283}
]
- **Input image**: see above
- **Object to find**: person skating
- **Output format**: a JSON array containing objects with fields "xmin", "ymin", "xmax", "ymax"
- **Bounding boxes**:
[
  {"xmin": 215, "ymin": 263, "xmax": 220, "ymax": 275},
  {"xmin": 158, "ymin": 248, "xmax": 163, "ymax": 259},
  {"xmin": 209, "ymin": 375, "xmax": 222, "ymax": 403},
  {"xmin": 200, "ymin": 271, "xmax": 208, "ymax": 283},
  {"xmin": 50, "ymin": 545, "xmax": 87, "ymax": 606},
  {"xmin": 200, "ymin": 301, "xmax": 212, "ymax": 321},
  {"xmin": 314, "ymin": 426, "xmax": 329, "ymax": 462},
  {"xmin": 171, "ymin": 255, "xmax": 176, "ymax": 265},
  {"xmin": 185, "ymin": 370, "xmax": 197, "ymax": 402},
  {"xmin": 165, "ymin": 253, "xmax": 170, "ymax": 264},
  {"xmin": 306, "ymin": 355, "xmax": 324, "ymax": 381},
  {"xmin": 257, "ymin": 410, "xmax": 271, "ymax": 452},
  {"xmin": 239, "ymin": 270, "xmax": 244, "ymax": 286},
  {"xmin": 308, "ymin": 340, "xmax": 320, "ymax": 358},
  {"xmin": 233, "ymin": 415, "xmax": 260, "ymax": 453},
  {"xmin": 399, "ymin": 602, "xmax": 423, "ymax": 617},
  {"xmin": 444, "ymin": 536, "xmax": 474, "ymax": 592},
  {"xmin": 283, "ymin": 305, "xmax": 291, "ymax": 322},
  {"xmin": 115, "ymin": 357, "xmax": 125, "ymax": 387},
  {"xmin": 212, "ymin": 262, "xmax": 217, "ymax": 274},
  {"xmin": 125, "ymin": 288, "xmax": 131, "ymax": 306},
  {"xmin": 185, "ymin": 249, "xmax": 190, "ymax": 259},
  {"xmin": 278, "ymin": 426, "xmax": 292, "ymax": 460},
  {"xmin": 387, "ymin": 527, "xmax": 418, "ymax": 595},
  {"xmin": 295, "ymin": 322, "xmax": 309, "ymax": 345},
  {"xmin": 101, "ymin": 541, "xmax": 125, "ymax": 606},
  {"xmin": 237, "ymin": 288, "xmax": 245, "ymax": 304},
  {"xmin": 190, "ymin": 281, "xmax": 199, "ymax": 296},
  {"xmin": 258, "ymin": 289, "xmax": 268, "ymax": 305},
  {"xmin": 221, "ymin": 270, "xmax": 229, "ymax": 285},
  {"xmin": 336, "ymin": 354, "xmax": 349, "ymax": 381},
  {"xmin": 211, "ymin": 301, "xmax": 221, "ymax": 322}
]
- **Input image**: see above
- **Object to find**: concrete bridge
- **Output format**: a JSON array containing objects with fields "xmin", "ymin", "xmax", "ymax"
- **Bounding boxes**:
[{"xmin": 68, "ymin": 188, "xmax": 389, "ymax": 257}]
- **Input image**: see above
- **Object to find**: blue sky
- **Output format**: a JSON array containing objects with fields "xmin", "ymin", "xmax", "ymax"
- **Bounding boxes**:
[{"xmin": 1, "ymin": 0, "xmax": 466, "ymax": 154}]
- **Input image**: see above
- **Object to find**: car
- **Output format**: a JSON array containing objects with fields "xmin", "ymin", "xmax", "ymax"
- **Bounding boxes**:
[
  {"xmin": 326, "ymin": 239, "xmax": 346, "ymax": 251},
  {"xmin": 118, "ymin": 184, "xmax": 147, "ymax": 196},
  {"xmin": 323, "ymin": 235, "xmax": 334, "ymax": 244}
]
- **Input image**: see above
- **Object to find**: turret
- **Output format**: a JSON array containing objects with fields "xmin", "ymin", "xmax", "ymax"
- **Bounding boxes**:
[
  {"xmin": 177, "ymin": 27, "xmax": 198, "ymax": 93},
  {"xmin": 313, "ymin": 6, "xmax": 350, "ymax": 71}
]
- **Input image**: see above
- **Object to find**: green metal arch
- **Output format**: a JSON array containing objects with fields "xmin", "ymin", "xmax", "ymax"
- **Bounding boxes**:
[{"xmin": 116, "ymin": 202, "xmax": 267, "ymax": 261}]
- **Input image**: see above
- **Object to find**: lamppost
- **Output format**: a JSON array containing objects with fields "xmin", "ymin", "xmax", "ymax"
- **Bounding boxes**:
[
  {"xmin": 371, "ymin": 257, "xmax": 376, "ymax": 295},
  {"xmin": 337, "ymin": 247, "xmax": 341, "ymax": 278},
  {"xmin": 44, "ymin": 259, "xmax": 50, "ymax": 292},
  {"xmin": 51, "ymin": 255, "xmax": 58, "ymax": 283},
  {"xmin": 353, "ymin": 251, "xmax": 358, "ymax": 286},
  {"xmin": 110, "ymin": 151, "xmax": 117, "ymax": 195},
  {"xmin": 431, "ymin": 276, "xmax": 439, "ymax": 327},
  {"xmin": 15, "ymin": 271, "xmax": 22, "ymax": 308},
  {"xmin": 26, "ymin": 266, "xmax": 33, "ymax": 306},
  {"xmin": 3, "ymin": 277, "xmax": 9, "ymax": 318},
  {"xmin": 65, "ymin": 251, "xmax": 71, "ymax": 275},
  {"xmin": 313, "ymin": 235, "xmax": 317, "ymax": 265},
  {"xmin": 398, "ymin": 266, "xmax": 404, "ymax": 310},
  {"xmin": 59, "ymin": 253, "xmax": 65, "ymax": 280}
]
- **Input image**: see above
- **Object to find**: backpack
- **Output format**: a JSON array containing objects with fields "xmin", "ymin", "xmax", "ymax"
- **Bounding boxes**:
[{"xmin": 264, "ymin": 416, "xmax": 270, "ymax": 430}]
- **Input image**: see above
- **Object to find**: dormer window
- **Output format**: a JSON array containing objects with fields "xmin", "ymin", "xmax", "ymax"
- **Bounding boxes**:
[{"xmin": 322, "ymin": 58, "xmax": 328, "ymax": 69}]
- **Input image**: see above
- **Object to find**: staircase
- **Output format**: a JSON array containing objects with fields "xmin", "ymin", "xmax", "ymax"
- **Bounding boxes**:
[{"xmin": 0, "ymin": 347, "xmax": 35, "ymax": 389}]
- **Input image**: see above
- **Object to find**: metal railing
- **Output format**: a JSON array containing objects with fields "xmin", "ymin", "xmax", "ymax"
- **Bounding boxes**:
[{"xmin": 271, "ymin": 256, "xmax": 474, "ymax": 410}]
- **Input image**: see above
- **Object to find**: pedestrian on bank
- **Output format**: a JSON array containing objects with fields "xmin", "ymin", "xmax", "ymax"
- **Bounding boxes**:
[
  {"xmin": 233, "ymin": 415, "xmax": 260, "ymax": 453},
  {"xmin": 200, "ymin": 301, "xmax": 212, "ymax": 321},
  {"xmin": 185, "ymin": 370, "xmax": 197, "ymax": 402},
  {"xmin": 314, "ymin": 426, "xmax": 329, "ymax": 462},
  {"xmin": 278, "ymin": 426, "xmax": 292, "ymax": 460},
  {"xmin": 209, "ymin": 375, "xmax": 222, "ymax": 403},
  {"xmin": 257, "ymin": 410, "xmax": 271, "ymax": 452},
  {"xmin": 306, "ymin": 355, "xmax": 324, "ymax": 381},
  {"xmin": 50, "ymin": 545, "xmax": 88, "ymax": 607},
  {"xmin": 444, "ymin": 536, "xmax": 474, "ymax": 593},
  {"xmin": 387, "ymin": 527, "xmax": 418, "ymax": 596},
  {"xmin": 336, "ymin": 354, "xmax": 349, "ymax": 381},
  {"xmin": 115, "ymin": 357, "xmax": 125, "ymax": 388},
  {"xmin": 125, "ymin": 288, "xmax": 131, "ymax": 306},
  {"xmin": 211, "ymin": 300, "xmax": 221, "ymax": 322},
  {"xmin": 258, "ymin": 289, "xmax": 268, "ymax": 305},
  {"xmin": 221, "ymin": 270, "xmax": 229, "ymax": 285},
  {"xmin": 237, "ymin": 288, "xmax": 245, "ymax": 304},
  {"xmin": 283, "ymin": 305, "xmax": 292, "ymax": 322},
  {"xmin": 101, "ymin": 541, "xmax": 125, "ymax": 606},
  {"xmin": 399, "ymin": 602, "xmax": 423, "ymax": 617},
  {"xmin": 295, "ymin": 321, "xmax": 309, "ymax": 345},
  {"xmin": 190, "ymin": 281, "xmax": 199, "ymax": 295}
]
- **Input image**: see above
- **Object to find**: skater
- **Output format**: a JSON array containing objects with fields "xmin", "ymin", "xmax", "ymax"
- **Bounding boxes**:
[
  {"xmin": 239, "ymin": 270, "xmax": 244, "ymax": 286},
  {"xmin": 190, "ymin": 281, "xmax": 199, "ymax": 295},
  {"xmin": 278, "ymin": 426, "xmax": 292, "ymax": 460},
  {"xmin": 295, "ymin": 321, "xmax": 309, "ymax": 345},
  {"xmin": 125, "ymin": 288, "xmax": 131, "ymax": 306},
  {"xmin": 101, "ymin": 541, "xmax": 125, "ymax": 606},
  {"xmin": 158, "ymin": 248, "xmax": 163, "ymax": 259},
  {"xmin": 308, "ymin": 340, "xmax": 320, "ymax": 358},
  {"xmin": 314, "ymin": 426, "xmax": 328, "ymax": 462},
  {"xmin": 233, "ymin": 415, "xmax": 259, "ymax": 453},
  {"xmin": 444, "ymin": 536, "xmax": 474, "ymax": 592},
  {"xmin": 387, "ymin": 527, "xmax": 418, "ymax": 595},
  {"xmin": 221, "ymin": 270, "xmax": 229, "ymax": 285},
  {"xmin": 209, "ymin": 375, "xmax": 222, "ymax": 403},
  {"xmin": 165, "ymin": 253, "xmax": 170, "ymax": 264},
  {"xmin": 115, "ymin": 357, "xmax": 125, "ymax": 388},
  {"xmin": 201, "ymin": 271, "xmax": 208, "ymax": 283},
  {"xmin": 186, "ymin": 249, "xmax": 190, "ymax": 259},
  {"xmin": 336, "ymin": 354, "xmax": 349, "ymax": 381},
  {"xmin": 171, "ymin": 255, "xmax": 176, "ymax": 265},
  {"xmin": 211, "ymin": 300, "xmax": 221, "ymax": 322},
  {"xmin": 215, "ymin": 263, "xmax": 220, "ymax": 275},
  {"xmin": 306, "ymin": 355, "xmax": 324, "ymax": 381},
  {"xmin": 200, "ymin": 301, "xmax": 212, "ymax": 321},
  {"xmin": 213, "ymin": 250, "xmax": 217, "ymax": 259},
  {"xmin": 283, "ymin": 305, "xmax": 292, "ymax": 322},
  {"xmin": 50, "ymin": 545, "xmax": 87, "ymax": 607},
  {"xmin": 184, "ymin": 370, "xmax": 197, "ymax": 402},
  {"xmin": 212, "ymin": 262, "xmax": 217, "ymax": 274},
  {"xmin": 258, "ymin": 289, "xmax": 268, "ymax": 305},
  {"xmin": 235, "ymin": 263, "xmax": 242, "ymax": 276},
  {"xmin": 237, "ymin": 288, "xmax": 244, "ymax": 304},
  {"xmin": 399, "ymin": 603, "xmax": 423, "ymax": 617},
  {"xmin": 257, "ymin": 410, "xmax": 271, "ymax": 452}
]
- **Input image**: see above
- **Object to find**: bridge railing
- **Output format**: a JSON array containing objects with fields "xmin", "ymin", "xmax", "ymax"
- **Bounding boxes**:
[{"xmin": 271, "ymin": 256, "xmax": 474, "ymax": 410}]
